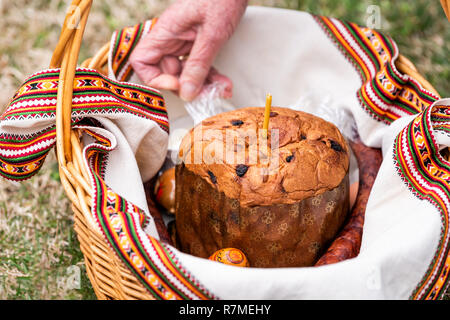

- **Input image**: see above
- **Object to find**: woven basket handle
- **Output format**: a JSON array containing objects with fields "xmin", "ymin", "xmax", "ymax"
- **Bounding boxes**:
[
  {"xmin": 51, "ymin": 0, "xmax": 92, "ymax": 165},
  {"xmin": 395, "ymin": 55, "xmax": 440, "ymax": 97},
  {"xmin": 51, "ymin": 0, "xmax": 97, "ymax": 229}
]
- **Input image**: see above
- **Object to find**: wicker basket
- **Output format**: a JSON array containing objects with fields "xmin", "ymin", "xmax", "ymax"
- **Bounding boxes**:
[{"xmin": 51, "ymin": 0, "xmax": 441, "ymax": 300}]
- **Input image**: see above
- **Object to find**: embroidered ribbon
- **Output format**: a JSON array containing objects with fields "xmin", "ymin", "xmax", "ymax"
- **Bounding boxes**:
[
  {"xmin": 0, "ymin": 67, "xmax": 168, "ymax": 179},
  {"xmin": 315, "ymin": 16, "xmax": 448, "ymax": 299},
  {"xmin": 109, "ymin": 19, "xmax": 157, "ymax": 82},
  {"xmin": 394, "ymin": 102, "xmax": 450, "ymax": 300},
  {"xmin": 0, "ymin": 68, "xmax": 214, "ymax": 300},
  {"xmin": 82, "ymin": 126, "xmax": 213, "ymax": 300},
  {"xmin": 314, "ymin": 16, "xmax": 440, "ymax": 124}
]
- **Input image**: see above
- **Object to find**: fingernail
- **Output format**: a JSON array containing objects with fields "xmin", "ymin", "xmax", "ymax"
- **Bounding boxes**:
[{"xmin": 180, "ymin": 82, "xmax": 198, "ymax": 101}]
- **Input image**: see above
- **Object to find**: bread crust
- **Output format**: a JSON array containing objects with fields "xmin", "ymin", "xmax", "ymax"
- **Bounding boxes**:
[{"xmin": 178, "ymin": 107, "xmax": 349, "ymax": 206}]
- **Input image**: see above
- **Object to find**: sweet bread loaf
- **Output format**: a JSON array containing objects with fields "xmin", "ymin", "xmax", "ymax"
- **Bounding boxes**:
[{"xmin": 175, "ymin": 107, "xmax": 349, "ymax": 267}]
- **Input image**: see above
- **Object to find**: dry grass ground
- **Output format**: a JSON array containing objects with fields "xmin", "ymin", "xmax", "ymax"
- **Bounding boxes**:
[{"xmin": 0, "ymin": 0, "xmax": 448, "ymax": 299}]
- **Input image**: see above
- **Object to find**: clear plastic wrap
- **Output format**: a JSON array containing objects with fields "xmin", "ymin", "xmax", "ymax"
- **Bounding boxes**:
[{"xmin": 184, "ymin": 82, "xmax": 236, "ymax": 125}]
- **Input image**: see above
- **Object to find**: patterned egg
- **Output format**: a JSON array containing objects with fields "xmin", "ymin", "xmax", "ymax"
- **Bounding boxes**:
[
  {"xmin": 154, "ymin": 167, "xmax": 175, "ymax": 214},
  {"xmin": 208, "ymin": 248, "xmax": 250, "ymax": 267}
]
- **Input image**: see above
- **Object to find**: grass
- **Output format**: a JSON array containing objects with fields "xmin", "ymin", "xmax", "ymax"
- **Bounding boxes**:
[
  {"xmin": 0, "ymin": 153, "xmax": 96, "ymax": 299},
  {"xmin": 0, "ymin": 0, "xmax": 448, "ymax": 299}
]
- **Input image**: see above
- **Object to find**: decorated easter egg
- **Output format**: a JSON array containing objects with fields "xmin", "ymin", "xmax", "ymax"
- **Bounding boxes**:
[
  {"xmin": 154, "ymin": 167, "xmax": 175, "ymax": 214},
  {"xmin": 208, "ymin": 248, "xmax": 249, "ymax": 267}
]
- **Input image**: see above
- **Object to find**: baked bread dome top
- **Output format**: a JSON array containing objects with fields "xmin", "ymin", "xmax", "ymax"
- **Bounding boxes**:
[{"xmin": 178, "ymin": 107, "xmax": 349, "ymax": 207}]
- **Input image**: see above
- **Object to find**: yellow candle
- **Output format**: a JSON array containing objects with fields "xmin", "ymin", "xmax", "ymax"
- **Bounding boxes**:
[{"xmin": 263, "ymin": 93, "xmax": 272, "ymax": 137}]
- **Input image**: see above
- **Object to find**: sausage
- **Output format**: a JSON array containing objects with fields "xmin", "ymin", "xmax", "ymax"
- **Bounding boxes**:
[{"xmin": 315, "ymin": 138, "xmax": 382, "ymax": 266}]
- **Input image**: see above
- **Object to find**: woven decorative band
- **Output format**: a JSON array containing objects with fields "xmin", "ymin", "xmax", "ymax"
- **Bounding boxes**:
[
  {"xmin": 314, "ymin": 15, "xmax": 440, "ymax": 124},
  {"xmin": 394, "ymin": 102, "xmax": 450, "ymax": 299},
  {"xmin": 0, "ymin": 68, "xmax": 214, "ymax": 300}
]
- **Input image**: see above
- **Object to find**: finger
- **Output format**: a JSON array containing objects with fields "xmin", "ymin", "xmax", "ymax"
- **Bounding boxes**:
[
  {"xmin": 160, "ymin": 56, "xmax": 182, "ymax": 75},
  {"xmin": 130, "ymin": 59, "xmax": 162, "ymax": 85},
  {"xmin": 130, "ymin": 36, "xmax": 165, "ymax": 85},
  {"xmin": 172, "ymin": 41, "xmax": 193, "ymax": 57},
  {"xmin": 179, "ymin": 31, "xmax": 227, "ymax": 101},
  {"xmin": 130, "ymin": 18, "xmax": 191, "ymax": 85},
  {"xmin": 129, "ymin": 28, "xmax": 168, "ymax": 81},
  {"xmin": 148, "ymin": 74, "xmax": 180, "ymax": 91}
]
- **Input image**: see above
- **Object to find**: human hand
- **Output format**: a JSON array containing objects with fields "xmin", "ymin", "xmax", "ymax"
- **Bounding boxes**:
[{"xmin": 130, "ymin": 0, "xmax": 248, "ymax": 101}]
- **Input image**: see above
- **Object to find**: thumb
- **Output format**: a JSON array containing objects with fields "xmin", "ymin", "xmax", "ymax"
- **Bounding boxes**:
[{"xmin": 179, "ymin": 31, "xmax": 226, "ymax": 101}]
